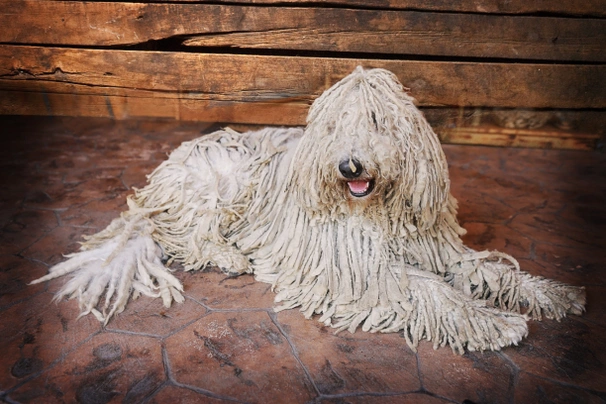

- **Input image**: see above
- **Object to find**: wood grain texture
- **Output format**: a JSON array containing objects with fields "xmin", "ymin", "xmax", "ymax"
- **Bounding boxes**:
[
  {"xmin": 95, "ymin": 0, "xmax": 606, "ymax": 17},
  {"xmin": 2, "ymin": 1, "xmax": 604, "ymax": 62},
  {"xmin": 441, "ymin": 126, "xmax": 600, "ymax": 150},
  {"xmin": 3, "ymin": 89, "xmax": 599, "ymax": 150},
  {"xmin": 0, "ymin": 90, "xmax": 309, "ymax": 124},
  {"xmin": 184, "ymin": 10, "xmax": 605, "ymax": 62},
  {"xmin": 2, "ymin": 46, "xmax": 605, "ymax": 111},
  {"xmin": 2, "ymin": 89, "xmax": 598, "ymax": 149}
]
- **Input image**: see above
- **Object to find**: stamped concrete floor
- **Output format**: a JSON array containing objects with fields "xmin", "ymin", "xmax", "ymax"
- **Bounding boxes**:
[{"xmin": 0, "ymin": 116, "xmax": 604, "ymax": 404}]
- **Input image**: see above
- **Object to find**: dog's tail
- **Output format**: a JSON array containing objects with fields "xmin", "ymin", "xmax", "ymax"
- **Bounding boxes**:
[{"xmin": 29, "ymin": 211, "xmax": 184, "ymax": 324}]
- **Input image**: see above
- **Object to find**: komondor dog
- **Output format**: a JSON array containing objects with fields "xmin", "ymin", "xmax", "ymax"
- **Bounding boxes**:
[{"xmin": 32, "ymin": 67, "xmax": 585, "ymax": 354}]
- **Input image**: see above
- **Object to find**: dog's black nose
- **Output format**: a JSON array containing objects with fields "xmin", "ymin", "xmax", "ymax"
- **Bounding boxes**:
[{"xmin": 339, "ymin": 158, "xmax": 363, "ymax": 179}]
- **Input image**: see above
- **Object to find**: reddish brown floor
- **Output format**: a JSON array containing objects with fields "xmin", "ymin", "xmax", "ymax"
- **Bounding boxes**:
[{"xmin": 0, "ymin": 116, "xmax": 604, "ymax": 404}]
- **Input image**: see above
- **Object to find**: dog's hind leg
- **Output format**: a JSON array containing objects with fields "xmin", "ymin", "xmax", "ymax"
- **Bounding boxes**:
[
  {"xmin": 30, "ymin": 213, "xmax": 184, "ymax": 324},
  {"xmin": 445, "ymin": 250, "xmax": 585, "ymax": 320},
  {"xmin": 185, "ymin": 240, "xmax": 251, "ymax": 277}
]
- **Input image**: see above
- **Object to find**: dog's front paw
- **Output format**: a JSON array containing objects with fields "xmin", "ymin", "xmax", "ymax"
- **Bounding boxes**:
[
  {"xmin": 520, "ymin": 273, "xmax": 586, "ymax": 320},
  {"xmin": 404, "ymin": 269, "xmax": 529, "ymax": 354},
  {"xmin": 461, "ymin": 308, "xmax": 529, "ymax": 353}
]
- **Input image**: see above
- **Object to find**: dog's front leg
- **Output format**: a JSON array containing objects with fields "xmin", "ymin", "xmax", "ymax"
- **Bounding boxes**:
[
  {"xmin": 445, "ymin": 250, "xmax": 585, "ymax": 320},
  {"xmin": 392, "ymin": 267, "xmax": 529, "ymax": 354}
]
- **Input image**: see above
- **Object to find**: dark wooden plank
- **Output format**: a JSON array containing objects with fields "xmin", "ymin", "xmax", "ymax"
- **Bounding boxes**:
[
  {"xmin": 131, "ymin": 0, "xmax": 606, "ymax": 17},
  {"xmin": 440, "ymin": 126, "xmax": 600, "ymax": 150},
  {"xmin": 2, "ymin": 1, "xmax": 605, "ymax": 61},
  {"xmin": 3, "ymin": 89, "xmax": 604, "ymax": 131},
  {"xmin": 184, "ymin": 10, "xmax": 605, "ymax": 62},
  {"xmin": 2, "ymin": 90, "xmax": 600, "ymax": 150},
  {"xmin": 0, "ymin": 90, "xmax": 309, "ymax": 124},
  {"xmin": 1, "ymin": 46, "xmax": 604, "ymax": 110}
]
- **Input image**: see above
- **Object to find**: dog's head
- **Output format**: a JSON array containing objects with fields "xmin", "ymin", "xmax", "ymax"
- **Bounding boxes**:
[{"xmin": 289, "ymin": 67, "xmax": 451, "ymax": 233}]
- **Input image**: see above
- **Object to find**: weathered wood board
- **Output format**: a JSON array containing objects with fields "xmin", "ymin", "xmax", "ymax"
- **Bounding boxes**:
[
  {"xmin": 441, "ymin": 126, "xmax": 600, "ymax": 150},
  {"xmin": 2, "ymin": 1, "xmax": 605, "ymax": 62},
  {"xmin": 2, "ymin": 46, "xmax": 604, "ymax": 109},
  {"xmin": 55, "ymin": 0, "xmax": 606, "ymax": 17}
]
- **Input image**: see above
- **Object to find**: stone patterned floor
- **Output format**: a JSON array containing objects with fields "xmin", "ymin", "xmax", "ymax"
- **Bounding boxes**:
[{"xmin": 0, "ymin": 116, "xmax": 604, "ymax": 404}]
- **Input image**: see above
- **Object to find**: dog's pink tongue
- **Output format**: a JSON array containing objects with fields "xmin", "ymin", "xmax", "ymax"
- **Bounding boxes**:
[{"xmin": 348, "ymin": 181, "xmax": 369, "ymax": 194}]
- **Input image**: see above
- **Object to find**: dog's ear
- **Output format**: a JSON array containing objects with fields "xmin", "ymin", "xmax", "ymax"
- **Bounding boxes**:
[
  {"xmin": 384, "ymin": 107, "xmax": 451, "ymax": 234},
  {"xmin": 287, "ymin": 131, "xmax": 343, "ymax": 214},
  {"xmin": 350, "ymin": 67, "xmax": 452, "ymax": 233}
]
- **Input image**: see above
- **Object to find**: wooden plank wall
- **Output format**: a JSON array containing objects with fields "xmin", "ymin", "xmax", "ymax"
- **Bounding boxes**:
[{"xmin": 1, "ymin": 0, "xmax": 605, "ymax": 149}]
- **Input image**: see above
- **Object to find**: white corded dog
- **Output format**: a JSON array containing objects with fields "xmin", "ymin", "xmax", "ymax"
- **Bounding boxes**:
[{"xmin": 32, "ymin": 67, "xmax": 585, "ymax": 354}]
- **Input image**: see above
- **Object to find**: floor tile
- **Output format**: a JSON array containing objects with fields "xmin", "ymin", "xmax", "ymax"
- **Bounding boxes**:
[
  {"xmin": 9, "ymin": 332, "xmax": 164, "ymax": 403},
  {"xmin": 276, "ymin": 309, "xmax": 421, "ymax": 396},
  {"xmin": 164, "ymin": 311, "xmax": 316, "ymax": 403}
]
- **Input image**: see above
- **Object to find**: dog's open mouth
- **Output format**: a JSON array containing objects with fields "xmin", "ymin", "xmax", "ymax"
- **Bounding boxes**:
[{"xmin": 347, "ymin": 179, "xmax": 375, "ymax": 197}]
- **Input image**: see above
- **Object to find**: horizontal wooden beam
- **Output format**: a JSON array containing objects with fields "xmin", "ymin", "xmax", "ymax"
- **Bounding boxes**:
[
  {"xmin": 3, "ymin": 89, "xmax": 600, "ymax": 150},
  {"xmin": 96, "ymin": 0, "xmax": 606, "ymax": 17},
  {"xmin": 2, "ymin": 1, "xmax": 604, "ymax": 62},
  {"xmin": 0, "ymin": 90, "xmax": 309, "ymax": 124},
  {"xmin": 1, "ymin": 46, "xmax": 604, "ymax": 112},
  {"xmin": 441, "ymin": 126, "xmax": 600, "ymax": 150},
  {"xmin": 183, "ymin": 10, "xmax": 606, "ymax": 62}
]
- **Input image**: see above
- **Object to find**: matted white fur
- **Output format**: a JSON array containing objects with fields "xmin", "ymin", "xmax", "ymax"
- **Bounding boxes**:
[{"xmin": 32, "ymin": 67, "xmax": 585, "ymax": 354}]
